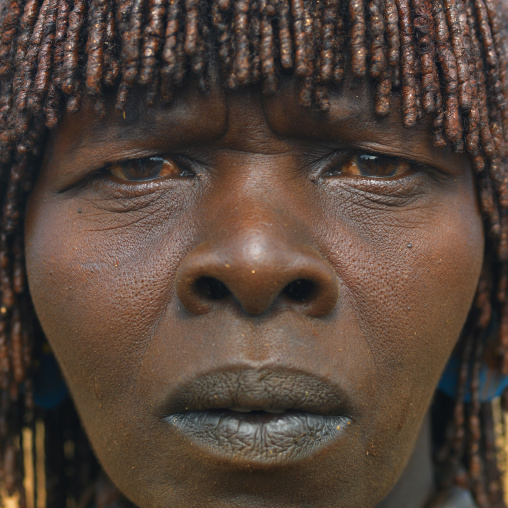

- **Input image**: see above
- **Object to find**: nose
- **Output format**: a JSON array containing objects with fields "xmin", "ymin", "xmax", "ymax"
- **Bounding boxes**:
[{"xmin": 176, "ymin": 228, "xmax": 339, "ymax": 317}]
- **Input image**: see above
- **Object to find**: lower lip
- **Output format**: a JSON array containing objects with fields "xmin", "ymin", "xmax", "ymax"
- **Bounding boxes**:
[{"xmin": 166, "ymin": 410, "xmax": 351, "ymax": 465}]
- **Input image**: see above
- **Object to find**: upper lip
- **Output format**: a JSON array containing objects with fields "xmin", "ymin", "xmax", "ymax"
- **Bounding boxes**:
[{"xmin": 159, "ymin": 367, "xmax": 355, "ymax": 419}]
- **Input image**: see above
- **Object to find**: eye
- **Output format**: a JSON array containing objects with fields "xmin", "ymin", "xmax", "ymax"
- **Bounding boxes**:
[
  {"xmin": 108, "ymin": 156, "xmax": 193, "ymax": 182},
  {"xmin": 330, "ymin": 153, "xmax": 413, "ymax": 179}
]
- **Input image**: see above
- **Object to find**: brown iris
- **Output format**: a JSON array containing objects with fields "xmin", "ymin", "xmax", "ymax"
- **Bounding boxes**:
[
  {"xmin": 341, "ymin": 154, "xmax": 412, "ymax": 178},
  {"xmin": 109, "ymin": 157, "xmax": 183, "ymax": 182}
]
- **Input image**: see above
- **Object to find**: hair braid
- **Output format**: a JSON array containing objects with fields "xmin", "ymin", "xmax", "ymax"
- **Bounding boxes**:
[
  {"xmin": 139, "ymin": 0, "xmax": 166, "ymax": 86},
  {"xmin": 233, "ymin": 0, "xmax": 250, "ymax": 85},
  {"xmin": 85, "ymin": 0, "xmax": 108, "ymax": 104},
  {"xmin": 260, "ymin": 0, "xmax": 278, "ymax": 94},
  {"xmin": 482, "ymin": 402, "xmax": 505, "ymax": 507},
  {"xmin": 278, "ymin": 0, "xmax": 294, "ymax": 71},
  {"xmin": 368, "ymin": 0, "xmax": 386, "ymax": 79},
  {"xmin": 446, "ymin": 0, "xmax": 474, "ymax": 113},
  {"xmin": 27, "ymin": 0, "xmax": 58, "ymax": 124},
  {"xmin": 469, "ymin": 335, "xmax": 489, "ymax": 507},
  {"xmin": 476, "ymin": 0, "xmax": 504, "ymax": 107},
  {"xmin": 433, "ymin": 0, "xmax": 463, "ymax": 147},
  {"xmin": 103, "ymin": 1, "xmax": 120, "ymax": 88},
  {"xmin": 291, "ymin": 0, "xmax": 307, "ymax": 78},
  {"xmin": 52, "ymin": 0, "xmax": 69, "ymax": 87},
  {"xmin": 331, "ymin": 2, "xmax": 345, "ymax": 84},
  {"xmin": 384, "ymin": 0, "xmax": 400, "ymax": 85},
  {"xmin": 61, "ymin": 0, "xmax": 87, "ymax": 112},
  {"xmin": 14, "ymin": 0, "xmax": 51, "ymax": 137},
  {"xmin": 311, "ymin": 0, "xmax": 325, "ymax": 107},
  {"xmin": 396, "ymin": 0, "xmax": 418, "ymax": 128},
  {"xmin": 350, "ymin": 0, "xmax": 367, "ymax": 77},
  {"xmin": 161, "ymin": 0, "xmax": 182, "ymax": 100},
  {"xmin": 249, "ymin": 0, "xmax": 262, "ymax": 82},
  {"xmin": 413, "ymin": 0, "xmax": 440, "ymax": 115},
  {"xmin": 0, "ymin": 0, "xmax": 22, "ymax": 77},
  {"xmin": 122, "ymin": 0, "xmax": 147, "ymax": 88},
  {"xmin": 459, "ymin": 0, "xmax": 481, "ymax": 160}
]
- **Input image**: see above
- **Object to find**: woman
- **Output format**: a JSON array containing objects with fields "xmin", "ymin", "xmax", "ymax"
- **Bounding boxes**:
[{"xmin": 0, "ymin": 0, "xmax": 507, "ymax": 506}]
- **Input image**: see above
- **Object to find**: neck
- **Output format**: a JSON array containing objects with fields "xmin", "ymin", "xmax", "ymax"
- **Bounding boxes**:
[{"xmin": 377, "ymin": 412, "xmax": 435, "ymax": 508}]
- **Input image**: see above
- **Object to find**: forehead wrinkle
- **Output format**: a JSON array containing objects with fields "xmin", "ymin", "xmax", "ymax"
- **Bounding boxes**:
[{"xmin": 217, "ymin": 83, "xmax": 364, "ymax": 155}]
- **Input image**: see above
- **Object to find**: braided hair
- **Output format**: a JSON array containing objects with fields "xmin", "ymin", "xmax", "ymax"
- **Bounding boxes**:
[{"xmin": 0, "ymin": 0, "xmax": 507, "ymax": 506}]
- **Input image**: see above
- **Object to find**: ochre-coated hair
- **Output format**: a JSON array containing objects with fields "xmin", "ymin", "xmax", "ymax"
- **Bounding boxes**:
[{"xmin": 0, "ymin": 0, "xmax": 507, "ymax": 506}]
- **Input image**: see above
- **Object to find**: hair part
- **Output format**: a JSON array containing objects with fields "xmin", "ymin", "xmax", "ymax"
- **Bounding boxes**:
[{"xmin": 0, "ymin": 0, "xmax": 507, "ymax": 506}]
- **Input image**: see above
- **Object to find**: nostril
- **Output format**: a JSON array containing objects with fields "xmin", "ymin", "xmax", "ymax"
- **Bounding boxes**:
[
  {"xmin": 177, "ymin": 245, "xmax": 339, "ymax": 317},
  {"xmin": 282, "ymin": 279, "xmax": 316, "ymax": 303},
  {"xmin": 194, "ymin": 277, "xmax": 231, "ymax": 301}
]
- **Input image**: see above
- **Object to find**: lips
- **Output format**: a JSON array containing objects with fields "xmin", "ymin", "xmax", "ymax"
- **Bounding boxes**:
[{"xmin": 161, "ymin": 368, "xmax": 354, "ymax": 465}]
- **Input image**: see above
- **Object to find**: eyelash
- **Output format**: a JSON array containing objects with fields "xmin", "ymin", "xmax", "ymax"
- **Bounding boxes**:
[
  {"xmin": 105, "ymin": 155, "xmax": 196, "ymax": 183},
  {"xmin": 312, "ymin": 150, "xmax": 426, "ymax": 182}
]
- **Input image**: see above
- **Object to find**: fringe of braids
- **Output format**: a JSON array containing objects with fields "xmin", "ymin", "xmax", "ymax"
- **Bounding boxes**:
[{"xmin": 0, "ymin": 0, "xmax": 506, "ymax": 506}]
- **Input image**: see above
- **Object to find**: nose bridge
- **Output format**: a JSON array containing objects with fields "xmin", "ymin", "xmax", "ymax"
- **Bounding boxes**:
[
  {"xmin": 215, "ymin": 215, "xmax": 301, "ymax": 286},
  {"xmin": 203, "ymin": 173, "xmax": 299, "ymax": 253},
  {"xmin": 210, "ymin": 187, "xmax": 318, "ymax": 280},
  {"xmin": 176, "ymin": 187, "xmax": 339, "ymax": 317},
  {"xmin": 214, "ymin": 192, "xmax": 296, "ymax": 258}
]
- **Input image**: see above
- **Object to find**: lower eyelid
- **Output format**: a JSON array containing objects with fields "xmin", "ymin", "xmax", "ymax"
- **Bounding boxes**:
[{"xmin": 88, "ymin": 178, "xmax": 192, "ymax": 209}]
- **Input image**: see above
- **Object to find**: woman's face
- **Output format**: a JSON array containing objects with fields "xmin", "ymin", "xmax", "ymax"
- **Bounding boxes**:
[{"xmin": 25, "ymin": 78, "xmax": 483, "ymax": 507}]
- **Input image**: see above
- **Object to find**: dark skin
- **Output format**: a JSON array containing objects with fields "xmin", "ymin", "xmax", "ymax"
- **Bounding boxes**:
[{"xmin": 25, "ymin": 77, "xmax": 483, "ymax": 507}]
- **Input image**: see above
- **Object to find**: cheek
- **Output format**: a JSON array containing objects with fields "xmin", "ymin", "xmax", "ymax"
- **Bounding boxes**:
[
  {"xmin": 24, "ymin": 191, "xmax": 192, "ymax": 420},
  {"xmin": 25, "ymin": 194, "xmax": 202, "ymax": 491},
  {"xmin": 322, "ymin": 181, "xmax": 483, "ymax": 436}
]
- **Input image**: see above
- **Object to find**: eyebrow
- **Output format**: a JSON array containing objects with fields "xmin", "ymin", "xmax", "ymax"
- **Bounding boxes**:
[
  {"xmin": 68, "ymin": 121, "xmax": 166, "ymax": 156},
  {"xmin": 62, "ymin": 84, "xmax": 461, "ymax": 176},
  {"xmin": 66, "ymin": 97, "xmax": 224, "ymax": 158},
  {"xmin": 71, "ymin": 80, "xmax": 367, "ymax": 152}
]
